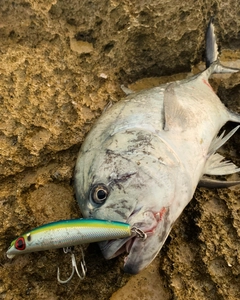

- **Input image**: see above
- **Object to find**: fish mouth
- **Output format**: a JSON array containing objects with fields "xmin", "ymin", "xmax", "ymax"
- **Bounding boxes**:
[{"xmin": 99, "ymin": 207, "xmax": 170, "ymax": 274}]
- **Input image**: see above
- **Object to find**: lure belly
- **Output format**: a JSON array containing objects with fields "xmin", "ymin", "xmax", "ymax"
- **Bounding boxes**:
[{"xmin": 6, "ymin": 219, "xmax": 131, "ymax": 258}]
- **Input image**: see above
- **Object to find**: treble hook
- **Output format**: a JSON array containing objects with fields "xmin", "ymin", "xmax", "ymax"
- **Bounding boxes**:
[
  {"xmin": 57, "ymin": 246, "xmax": 87, "ymax": 284},
  {"xmin": 131, "ymin": 226, "xmax": 147, "ymax": 240}
]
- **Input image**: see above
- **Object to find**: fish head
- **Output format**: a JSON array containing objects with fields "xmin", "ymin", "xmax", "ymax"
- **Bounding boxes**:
[{"xmin": 75, "ymin": 129, "xmax": 190, "ymax": 274}]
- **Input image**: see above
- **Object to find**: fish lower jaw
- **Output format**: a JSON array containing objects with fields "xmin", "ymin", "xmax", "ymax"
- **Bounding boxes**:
[
  {"xmin": 125, "ymin": 236, "xmax": 136, "ymax": 253},
  {"xmin": 123, "ymin": 210, "xmax": 170, "ymax": 274},
  {"xmin": 128, "ymin": 208, "xmax": 168, "ymax": 238},
  {"xmin": 100, "ymin": 208, "xmax": 168, "ymax": 271}
]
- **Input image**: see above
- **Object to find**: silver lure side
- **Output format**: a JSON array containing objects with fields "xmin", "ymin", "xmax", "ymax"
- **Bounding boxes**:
[
  {"xmin": 74, "ymin": 19, "xmax": 240, "ymax": 274},
  {"xmin": 6, "ymin": 219, "xmax": 132, "ymax": 259}
]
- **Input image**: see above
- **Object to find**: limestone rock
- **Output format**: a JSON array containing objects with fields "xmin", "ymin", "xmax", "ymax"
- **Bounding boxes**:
[{"xmin": 0, "ymin": 1, "xmax": 239, "ymax": 299}]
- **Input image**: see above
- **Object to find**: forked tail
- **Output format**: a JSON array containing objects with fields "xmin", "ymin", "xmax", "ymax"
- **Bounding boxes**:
[
  {"xmin": 205, "ymin": 18, "xmax": 240, "ymax": 76},
  {"xmin": 205, "ymin": 18, "xmax": 240, "ymax": 124},
  {"xmin": 200, "ymin": 18, "xmax": 240, "ymax": 188}
]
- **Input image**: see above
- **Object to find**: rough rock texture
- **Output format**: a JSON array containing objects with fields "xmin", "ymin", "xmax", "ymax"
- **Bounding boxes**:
[{"xmin": 0, "ymin": 1, "xmax": 239, "ymax": 299}]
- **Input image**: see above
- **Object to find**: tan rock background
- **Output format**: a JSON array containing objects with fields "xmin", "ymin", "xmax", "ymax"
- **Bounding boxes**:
[{"xmin": 0, "ymin": 1, "xmax": 239, "ymax": 299}]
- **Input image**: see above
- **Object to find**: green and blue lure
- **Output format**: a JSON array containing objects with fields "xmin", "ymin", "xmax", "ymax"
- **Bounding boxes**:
[{"xmin": 6, "ymin": 219, "xmax": 131, "ymax": 258}]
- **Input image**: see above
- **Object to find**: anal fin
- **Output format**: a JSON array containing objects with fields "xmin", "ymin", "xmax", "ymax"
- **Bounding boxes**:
[
  {"xmin": 204, "ymin": 125, "xmax": 240, "ymax": 176},
  {"xmin": 208, "ymin": 125, "xmax": 240, "ymax": 155},
  {"xmin": 204, "ymin": 153, "xmax": 240, "ymax": 175},
  {"xmin": 199, "ymin": 176, "xmax": 240, "ymax": 188}
]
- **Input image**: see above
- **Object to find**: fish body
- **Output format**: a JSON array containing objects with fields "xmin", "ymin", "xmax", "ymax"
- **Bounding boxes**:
[
  {"xmin": 6, "ymin": 219, "xmax": 131, "ymax": 258},
  {"xmin": 74, "ymin": 20, "xmax": 240, "ymax": 274}
]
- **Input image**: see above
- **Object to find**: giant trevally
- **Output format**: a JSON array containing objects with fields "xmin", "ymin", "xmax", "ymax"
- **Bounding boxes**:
[{"xmin": 74, "ymin": 19, "xmax": 240, "ymax": 274}]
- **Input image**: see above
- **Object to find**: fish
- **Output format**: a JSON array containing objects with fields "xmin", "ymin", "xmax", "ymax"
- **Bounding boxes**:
[
  {"xmin": 74, "ymin": 19, "xmax": 240, "ymax": 274},
  {"xmin": 6, "ymin": 219, "xmax": 132, "ymax": 259}
]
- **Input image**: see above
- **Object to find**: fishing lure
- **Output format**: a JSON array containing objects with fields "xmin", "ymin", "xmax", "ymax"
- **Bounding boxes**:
[{"xmin": 6, "ymin": 218, "xmax": 145, "ymax": 259}]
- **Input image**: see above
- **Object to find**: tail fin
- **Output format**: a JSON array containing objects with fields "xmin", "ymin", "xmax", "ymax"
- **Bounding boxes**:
[
  {"xmin": 206, "ymin": 17, "xmax": 218, "ymax": 68},
  {"xmin": 228, "ymin": 111, "xmax": 240, "ymax": 123},
  {"xmin": 205, "ymin": 18, "xmax": 239, "ymax": 74}
]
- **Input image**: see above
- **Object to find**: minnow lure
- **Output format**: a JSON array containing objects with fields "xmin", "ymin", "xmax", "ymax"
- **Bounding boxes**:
[{"xmin": 6, "ymin": 219, "xmax": 144, "ymax": 259}]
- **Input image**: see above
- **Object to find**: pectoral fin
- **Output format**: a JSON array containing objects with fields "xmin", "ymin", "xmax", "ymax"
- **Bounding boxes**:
[{"xmin": 163, "ymin": 83, "xmax": 190, "ymax": 131}]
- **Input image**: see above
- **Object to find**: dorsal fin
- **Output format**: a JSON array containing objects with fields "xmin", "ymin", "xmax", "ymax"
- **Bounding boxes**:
[{"xmin": 121, "ymin": 85, "xmax": 134, "ymax": 95}]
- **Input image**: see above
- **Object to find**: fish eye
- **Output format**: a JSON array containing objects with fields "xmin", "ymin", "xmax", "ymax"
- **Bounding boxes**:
[
  {"xmin": 14, "ymin": 237, "xmax": 26, "ymax": 251},
  {"xmin": 91, "ymin": 184, "xmax": 109, "ymax": 204}
]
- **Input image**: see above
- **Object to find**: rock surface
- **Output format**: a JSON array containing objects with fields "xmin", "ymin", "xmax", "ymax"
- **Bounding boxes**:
[{"xmin": 0, "ymin": 1, "xmax": 239, "ymax": 299}]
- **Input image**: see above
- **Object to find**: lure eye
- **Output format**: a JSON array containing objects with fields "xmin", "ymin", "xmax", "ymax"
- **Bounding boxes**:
[
  {"xmin": 91, "ymin": 184, "xmax": 109, "ymax": 204},
  {"xmin": 15, "ymin": 237, "xmax": 26, "ymax": 251}
]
